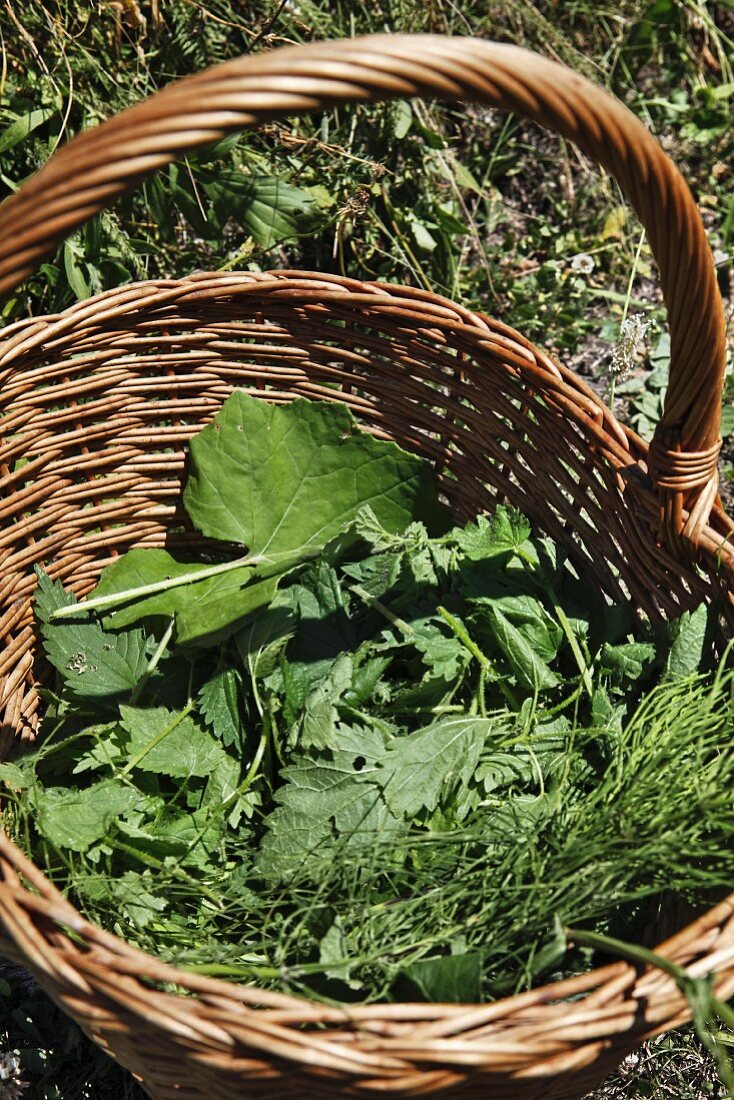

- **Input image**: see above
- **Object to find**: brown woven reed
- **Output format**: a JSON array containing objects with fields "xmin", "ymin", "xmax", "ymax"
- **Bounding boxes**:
[{"xmin": 1, "ymin": 34, "xmax": 733, "ymax": 1099}]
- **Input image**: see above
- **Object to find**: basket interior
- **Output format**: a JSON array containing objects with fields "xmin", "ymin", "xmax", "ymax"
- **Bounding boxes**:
[{"xmin": 0, "ymin": 270, "xmax": 716, "ymax": 750}]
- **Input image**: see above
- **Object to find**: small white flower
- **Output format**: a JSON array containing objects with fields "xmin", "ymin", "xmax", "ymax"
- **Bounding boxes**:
[
  {"xmin": 570, "ymin": 252, "xmax": 595, "ymax": 275},
  {"xmin": 610, "ymin": 313, "xmax": 650, "ymax": 380}
]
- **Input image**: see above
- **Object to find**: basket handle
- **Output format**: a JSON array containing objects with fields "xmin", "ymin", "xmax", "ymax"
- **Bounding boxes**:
[{"xmin": 0, "ymin": 34, "xmax": 726, "ymax": 548}]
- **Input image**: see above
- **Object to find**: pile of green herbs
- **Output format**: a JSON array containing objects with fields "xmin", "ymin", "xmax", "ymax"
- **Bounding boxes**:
[{"xmin": 2, "ymin": 391, "xmax": 734, "ymax": 1005}]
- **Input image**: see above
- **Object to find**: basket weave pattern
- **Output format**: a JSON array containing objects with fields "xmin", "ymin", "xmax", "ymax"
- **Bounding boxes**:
[{"xmin": 1, "ymin": 35, "xmax": 733, "ymax": 1099}]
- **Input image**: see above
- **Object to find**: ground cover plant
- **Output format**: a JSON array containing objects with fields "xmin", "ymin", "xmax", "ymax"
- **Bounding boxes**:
[{"xmin": 0, "ymin": 0, "xmax": 732, "ymax": 1097}]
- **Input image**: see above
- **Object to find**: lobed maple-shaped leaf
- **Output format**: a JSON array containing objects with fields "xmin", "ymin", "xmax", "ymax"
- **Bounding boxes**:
[{"xmin": 184, "ymin": 391, "xmax": 449, "ymax": 565}]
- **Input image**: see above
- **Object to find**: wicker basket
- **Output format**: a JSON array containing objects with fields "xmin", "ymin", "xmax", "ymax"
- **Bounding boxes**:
[{"xmin": 1, "ymin": 33, "xmax": 734, "ymax": 1100}]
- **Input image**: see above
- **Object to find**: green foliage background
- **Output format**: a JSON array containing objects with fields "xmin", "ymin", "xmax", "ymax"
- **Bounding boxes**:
[{"xmin": 2, "ymin": 0, "xmax": 732, "ymax": 366}]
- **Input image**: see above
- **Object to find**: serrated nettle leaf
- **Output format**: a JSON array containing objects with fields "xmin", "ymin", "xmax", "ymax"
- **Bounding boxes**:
[
  {"xmin": 230, "ymin": 788, "xmax": 262, "ymax": 826},
  {"xmin": 281, "ymin": 659, "xmax": 316, "ymax": 728},
  {"xmin": 350, "ymin": 505, "xmax": 406, "ymax": 551},
  {"xmin": 452, "ymin": 507, "xmax": 533, "ymax": 563},
  {"xmin": 198, "ymin": 667, "xmax": 248, "ymax": 751},
  {"xmin": 296, "ymin": 562, "xmax": 347, "ymax": 615},
  {"xmin": 72, "ymin": 726, "xmax": 127, "ymax": 774},
  {"xmin": 600, "ymin": 641, "xmax": 656, "ymax": 685},
  {"xmin": 345, "ymin": 653, "xmax": 393, "ymax": 708},
  {"xmin": 341, "ymin": 548, "xmax": 403, "ymax": 600},
  {"xmin": 34, "ymin": 570, "xmax": 150, "ymax": 700},
  {"xmin": 183, "ymin": 391, "xmax": 449, "ymax": 564},
  {"xmin": 119, "ymin": 705, "xmax": 226, "ymax": 778},
  {"xmin": 412, "ymin": 618, "xmax": 469, "ymax": 682},
  {"xmin": 484, "ymin": 606, "xmax": 559, "ymax": 693},
  {"xmin": 296, "ymin": 654, "xmax": 355, "ymax": 751},
  {"xmin": 590, "ymin": 685, "xmax": 624, "ymax": 732},
  {"xmin": 664, "ymin": 604, "xmax": 708, "ymax": 680},
  {"xmin": 257, "ymin": 725, "xmax": 400, "ymax": 877},
  {"xmin": 372, "ymin": 716, "xmax": 492, "ymax": 819},
  {"xmin": 33, "ymin": 781, "xmax": 140, "ymax": 852},
  {"xmin": 33, "ymin": 569, "xmax": 76, "ymax": 624},
  {"xmin": 405, "ymin": 543, "xmax": 440, "ymax": 587}
]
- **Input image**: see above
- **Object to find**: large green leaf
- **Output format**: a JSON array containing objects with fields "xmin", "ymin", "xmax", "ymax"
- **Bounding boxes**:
[
  {"xmin": 93, "ymin": 548, "xmax": 277, "ymax": 646},
  {"xmin": 202, "ymin": 171, "xmax": 320, "ymax": 249},
  {"xmin": 184, "ymin": 391, "xmax": 448, "ymax": 565}
]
